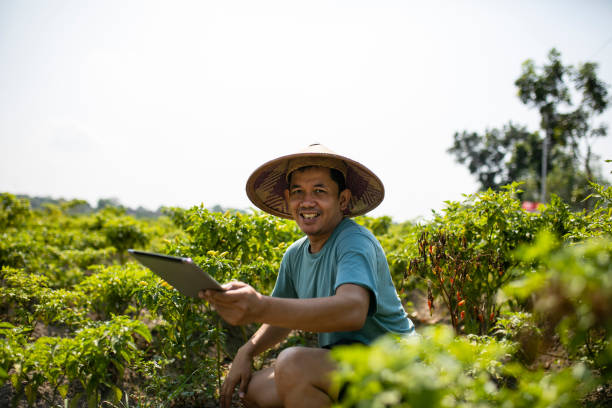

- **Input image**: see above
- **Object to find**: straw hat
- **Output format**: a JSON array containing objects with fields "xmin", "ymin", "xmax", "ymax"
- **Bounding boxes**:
[{"xmin": 246, "ymin": 143, "xmax": 385, "ymax": 219}]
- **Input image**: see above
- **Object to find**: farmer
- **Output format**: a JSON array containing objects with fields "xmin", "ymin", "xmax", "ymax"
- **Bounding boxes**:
[{"xmin": 200, "ymin": 143, "xmax": 415, "ymax": 408}]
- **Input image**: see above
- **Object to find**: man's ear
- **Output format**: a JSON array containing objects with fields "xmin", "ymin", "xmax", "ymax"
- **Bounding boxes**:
[
  {"xmin": 283, "ymin": 189, "xmax": 290, "ymax": 203},
  {"xmin": 339, "ymin": 189, "xmax": 352, "ymax": 211}
]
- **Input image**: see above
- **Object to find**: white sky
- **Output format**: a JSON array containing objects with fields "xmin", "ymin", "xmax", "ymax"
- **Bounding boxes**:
[{"xmin": 1, "ymin": 0, "xmax": 611, "ymax": 222}]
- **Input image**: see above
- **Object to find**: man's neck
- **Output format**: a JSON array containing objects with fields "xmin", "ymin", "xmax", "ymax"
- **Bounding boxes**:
[{"xmin": 307, "ymin": 218, "xmax": 345, "ymax": 254}]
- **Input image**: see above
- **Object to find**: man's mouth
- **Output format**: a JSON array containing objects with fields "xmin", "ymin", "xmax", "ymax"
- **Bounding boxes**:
[{"xmin": 300, "ymin": 211, "xmax": 320, "ymax": 220}]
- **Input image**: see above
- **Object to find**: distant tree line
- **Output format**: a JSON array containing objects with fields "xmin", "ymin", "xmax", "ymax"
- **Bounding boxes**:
[{"xmin": 13, "ymin": 194, "xmax": 243, "ymax": 218}]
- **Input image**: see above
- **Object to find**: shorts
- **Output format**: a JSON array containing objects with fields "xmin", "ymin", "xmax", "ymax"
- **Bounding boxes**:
[{"xmin": 322, "ymin": 339, "xmax": 366, "ymax": 401}]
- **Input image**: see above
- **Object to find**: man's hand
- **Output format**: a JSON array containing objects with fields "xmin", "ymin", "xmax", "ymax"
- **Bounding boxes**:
[
  {"xmin": 199, "ymin": 281, "xmax": 265, "ymax": 326},
  {"xmin": 219, "ymin": 346, "xmax": 253, "ymax": 408}
]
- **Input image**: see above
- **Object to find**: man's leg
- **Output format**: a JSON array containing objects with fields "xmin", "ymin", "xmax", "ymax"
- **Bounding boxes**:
[
  {"xmin": 273, "ymin": 347, "xmax": 338, "ymax": 408},
  {"xmin": 243, "ymin": 347, "xmax": 338, "ymax": 408},
  {"xmin": 242, "ymin": 367, "xmax": 283, "ymax": 408}
]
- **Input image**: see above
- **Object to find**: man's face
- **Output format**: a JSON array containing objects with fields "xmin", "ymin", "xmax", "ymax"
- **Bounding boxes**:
[{"xmin": 284, "ymin": 166, "xmax": 351, "ymax": 241}]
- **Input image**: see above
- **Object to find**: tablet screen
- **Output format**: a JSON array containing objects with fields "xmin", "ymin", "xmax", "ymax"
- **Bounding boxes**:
[{"xmin": 128, "ymin": 249, "xmax": 224, "ymax": 298}]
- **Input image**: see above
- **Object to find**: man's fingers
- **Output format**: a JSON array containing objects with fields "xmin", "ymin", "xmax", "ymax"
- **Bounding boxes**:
[
  {"xmin": 206, "ymin": 288, "xmax": 250, "ymax": 307},
  {"xmin": 220, "ymin": 381, "xmax": 233, "ymax": 408},
  {"xmin": 238, "ymin": 374, "xmax": 250, "ymax": 399},
  {"xmin": 202, "ymin": 283, "xmax": 245, "ymax": 302},
  {"xmin": 221, "ymin": 281, "xmax": 246, "ymax": 291}
]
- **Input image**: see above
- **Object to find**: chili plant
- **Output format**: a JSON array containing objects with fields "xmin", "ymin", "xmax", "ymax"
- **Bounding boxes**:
[{"xmin": 408, "ymin": 184, "xmax": 539, "ymax": 334}]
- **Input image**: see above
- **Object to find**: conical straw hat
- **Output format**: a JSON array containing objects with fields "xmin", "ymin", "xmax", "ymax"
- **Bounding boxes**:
[{"xmin": 246, "ymin": 143, "xmax": 384, "ymax": 219}]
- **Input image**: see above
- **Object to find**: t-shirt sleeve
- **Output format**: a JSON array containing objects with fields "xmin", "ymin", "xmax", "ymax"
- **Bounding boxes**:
[
  {"xmin": 271, "ymin": 249, "xmax": 297, "ymax": 298},
  {"xmin": 334, "ymin": 232, "xmax": 378, "ymax": 315}
]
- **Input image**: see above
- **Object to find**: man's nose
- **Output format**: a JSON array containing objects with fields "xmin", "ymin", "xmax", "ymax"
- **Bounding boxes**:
[{"xmin": 300, "ymin": 192, "xmax": 316, "ymax": 205}]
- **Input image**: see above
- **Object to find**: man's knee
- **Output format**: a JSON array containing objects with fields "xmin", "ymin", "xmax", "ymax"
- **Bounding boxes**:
[
  {"xmin": 274, "ymin": 346, "xmax": 306, "ymax": 390},
  {"xmin": 243, "ymin": 367, "xmax": 281, "ymax": 408},
  {"xmin": 274, "ymin": 346, "xmax": 337, "ymax": 405},
  {"xmin": 274, "ymin": 347, "xmax": 334, "ymax": 391}
]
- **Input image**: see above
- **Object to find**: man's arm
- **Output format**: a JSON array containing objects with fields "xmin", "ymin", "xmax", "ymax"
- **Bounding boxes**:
[
  {"xmin": 202, "ymin": 282, "xmax": 370, "ymax": 332},
  {"xmin": 240, "ymin": 323, "xmax": 292, "ymax": 358},
  {"xmin": 220, "ymin": 323, "xmax": 290, "ymax": 408}
]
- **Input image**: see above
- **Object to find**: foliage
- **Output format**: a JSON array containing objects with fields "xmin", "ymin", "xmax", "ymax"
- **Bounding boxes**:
[
  {"xmin": 2, "ymin": 316, "xmax": 151, "ymax": 407},
  {"xmin": 0, "ymin": 267, "xmax": 88, "ymax": 327},
  {"xmin": 406, "ymin": 182, "xmax": 612, "ymax": 335},
  {"xmin": 491, "ymin": 312, "xmax": 542, "ymax": 365},
  {"xmin": 99, "ymin": 214, "xmax": 150, "ymax": 263},
  {"xmin": 0, "ymin": 193, "xmax": 32, "ymax": 230},
  {"xmin": 407, "ymin": 184, "xmax": 539, "ymax": 334},
  {"xmin": 332, "ymin": 325, "xmax": 592, "ymax": 408},
  {"xmin": 504, "ymin": 233, "xmax": 612, "ymax": 380},
  {"xmin": 354, "ymin": 215, "xmax": 393, "ymax": 237},
  {"xmin": 2, "ymin": 189, "xmax": 612, "ymax": 406}
]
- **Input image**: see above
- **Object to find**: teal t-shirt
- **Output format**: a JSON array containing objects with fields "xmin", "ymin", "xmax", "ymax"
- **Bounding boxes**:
[{"xmin": 271, "ymin": 218, "xmax": 415, "ymax": 348}]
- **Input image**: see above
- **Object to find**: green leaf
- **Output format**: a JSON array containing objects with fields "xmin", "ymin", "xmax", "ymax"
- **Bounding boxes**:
[
  {"xmin": 69, "ymin": 393, "xmax": 82, "ymax": 408},
  {"xmin": 503, "ymin": 273, "xmax": 548, "ymax": 300},
  {"xmin": 25, "ymin": 382, "xmax": 37, "ymax": 405},
  {"xmin": 111, "ymin": 385, "xmax": 123, "ymax": 403},
  {"xmin": 133, "ymin": 325, "xmax": 152, "ymax": 343},
  {"xmin": 87, "ymin": 391, "xmax": 98, "ymax": 408},
  {"xmin": 9, "ymin": 373, "xmax": 18, "ymax": 389},
  {"xmin": 58, "ymin": 383, "xmax": 69, "ymax": 398}
]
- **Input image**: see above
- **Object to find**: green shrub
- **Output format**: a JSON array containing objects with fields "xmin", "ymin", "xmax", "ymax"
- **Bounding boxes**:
[
  {"xmin": 76, "ymin": 264, "xmax": 152, "ymax": 319},
  {"xmin": 505, "ymin": 233, "xmax": 612, "ymax": 380},
  {"xmin": 332, "ymin": 326, "xmax": 593, "ymax": 408},
  {"xmin": 0, "ymin": 193, "xmax": 31, "ymax": 230},
  {"xmin": 408, "ymin": 184, "xmax": 539, "ymax": 333},
  {"xmin": 102, "ymin": 217, "xmax": 150, "ymax": 263},
  {"xmin": 6, "ymin": 315, "xmax": 151, "ymax": 407},
  {"xmin": 0, "ymin": 267, "xmax": 88, "ymax": 327}
]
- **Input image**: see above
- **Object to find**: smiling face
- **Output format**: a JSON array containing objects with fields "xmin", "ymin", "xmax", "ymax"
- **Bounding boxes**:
[{"xmin": 284, "ymin": 166, "xmax": 351, "ymax": 252}]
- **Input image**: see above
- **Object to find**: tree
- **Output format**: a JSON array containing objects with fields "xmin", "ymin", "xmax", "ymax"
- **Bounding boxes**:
[{"xmin": 449, "ymin": 49, "xmax": 609, "ymax": 208}]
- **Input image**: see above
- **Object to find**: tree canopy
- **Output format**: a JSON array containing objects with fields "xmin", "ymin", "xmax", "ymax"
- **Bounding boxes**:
[{"xmin": 448, "ymin": 49, "xmax": 610, "ymax": 208}]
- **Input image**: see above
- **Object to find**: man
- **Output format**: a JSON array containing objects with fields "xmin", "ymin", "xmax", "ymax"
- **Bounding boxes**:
[{"xmin": 200, "ymin": 144, "xmax": 415, "ymax": 408}]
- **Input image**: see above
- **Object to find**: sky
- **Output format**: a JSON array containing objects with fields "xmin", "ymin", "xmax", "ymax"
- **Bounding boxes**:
[{"xmin": 1, "ymin": 0, "xmax": 611, "ymax": 222}]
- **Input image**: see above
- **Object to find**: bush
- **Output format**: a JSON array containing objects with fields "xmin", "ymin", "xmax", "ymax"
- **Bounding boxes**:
[
  {"xmin": 407, "ymin": 184, "xmax": 539, "ymax": 333},
  {"xmin": 505, "ymin": 233, "xmax": 612, "ymax": 380},
  {"xmin": 332, "ymin": 325, "xmax": 593, "ymax": 408}
]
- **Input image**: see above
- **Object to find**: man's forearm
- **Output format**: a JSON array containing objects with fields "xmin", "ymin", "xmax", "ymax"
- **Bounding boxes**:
[
  {"xmin": 202, "ymin": 282, "xmax": 369, "ymax": 333},
  {"xmin": 240, "ymin": 324, "xmax": 291, "ymax": 358},
  {"xmin": 255, "ymin": 285, "xmax": 369, "ymax": 333}
]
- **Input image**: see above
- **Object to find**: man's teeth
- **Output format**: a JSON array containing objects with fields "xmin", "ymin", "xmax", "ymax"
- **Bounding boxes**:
[{"xmin": 302, "ymin": 213, "xmax": 319, "ymax": 219}]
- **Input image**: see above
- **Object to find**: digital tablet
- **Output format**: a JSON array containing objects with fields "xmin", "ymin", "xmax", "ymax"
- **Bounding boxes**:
[{"xmin": 128, "ymin": 249, "xmax": 224, "ymax": 298}]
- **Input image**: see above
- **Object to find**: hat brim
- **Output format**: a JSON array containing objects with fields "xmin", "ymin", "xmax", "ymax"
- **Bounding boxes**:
[{"xmin": 246, "ymin": 148, "xmax": 385, "ymax": 219}]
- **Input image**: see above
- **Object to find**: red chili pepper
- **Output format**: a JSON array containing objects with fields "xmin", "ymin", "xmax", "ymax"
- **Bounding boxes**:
[
  {"xmin": 478, "ymin": 314, "xmax": 484, "ymax": 322},
  {"xmin": 456, "ymin": 291, "xmax": 462, "ymax": 301},
  {"xmin": 458, "ymin": 299, "xmax": 465, "ymax": 307},
  {"xmin": 460, "ymin": 311, "xmax": 465, "ymax": 320},
  {"xmin": 490, "ymin": 312, "xmax": 495, "ymax": 322}
]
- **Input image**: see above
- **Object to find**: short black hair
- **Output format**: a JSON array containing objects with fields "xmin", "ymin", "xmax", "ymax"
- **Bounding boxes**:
[
  {"xmin": 329, "ymin": 168, "xmax": 346, "ymax": 193},
  {"xmin": 287, "ymin": 166, "xmax": 346, "ymax": 195}
]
